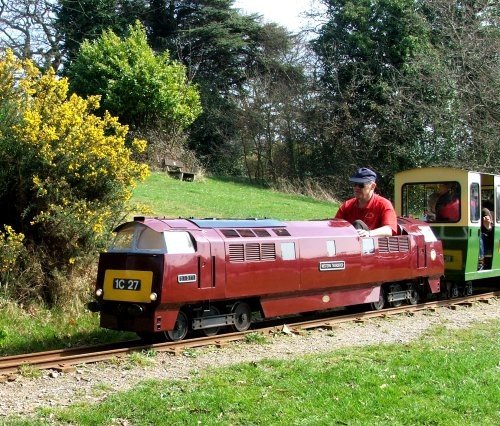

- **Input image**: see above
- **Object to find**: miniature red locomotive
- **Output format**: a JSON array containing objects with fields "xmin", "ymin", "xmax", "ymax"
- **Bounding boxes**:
[{"xmin": 88, "ymin": 217, "xmax": 444, "ymax": 340}]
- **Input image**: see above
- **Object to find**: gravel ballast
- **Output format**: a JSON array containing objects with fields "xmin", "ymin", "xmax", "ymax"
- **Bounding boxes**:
[{"xmin": 0, "ymin": 299, "xmax": 499, "ymax": 418}]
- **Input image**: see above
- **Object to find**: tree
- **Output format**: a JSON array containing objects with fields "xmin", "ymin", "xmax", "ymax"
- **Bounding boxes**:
[
  {"xmin": 0, "ymin": 0, "xmax": 61, "ymax": 70},
  {"xmin": 310, "ymin": 0, "xmax": 500, "ymax": 193},
  {"xmin": 310, "ymin": 0, "xmax": 466, "ymax": 193},
  {"xmin": 0, "ymin": 49, "xmax": 148, "ymax": 304},
  {"xmin": 55, "ymin": 0, "xmax": 147, "ymax": 65},
  {"xmin": 56, "ymin": 1, "xmax": 298, "ymax": 173},
  {"xmin": 235, "ymin": 24, "xmax": 308, "ymax": 182},
  {"xmin": 151, "ymin": 1, "xmax": 274, "ymax": 170},
  {"xmin": 421, "ymin": 0, "xmax": 500, "ymax": 172},
  {"xmin": 67, "ymin": 21, "xmax": 202, "ymax": 164}
]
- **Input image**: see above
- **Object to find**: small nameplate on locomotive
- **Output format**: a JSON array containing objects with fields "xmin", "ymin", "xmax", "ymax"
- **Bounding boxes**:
[
  {"xmin": 319, "ymin": 261, "xmax": 345, "ymax": 271},
  {"xmin": 113, "ymin": 278, "xmax": 141, "ymax": 291},
  {"xmin": 178, "ymin": 274, "xmax": 197, "ymax": 283}
]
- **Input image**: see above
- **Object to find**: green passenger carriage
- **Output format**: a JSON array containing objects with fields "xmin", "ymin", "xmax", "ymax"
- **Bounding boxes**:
[{"xmin": 395, "ymin": 167, "xmax": 500, "ymax": 296}]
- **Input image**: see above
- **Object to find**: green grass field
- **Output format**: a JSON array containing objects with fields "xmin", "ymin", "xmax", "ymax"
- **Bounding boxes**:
[
  {"xmin": 5, "ymin": 320, "xmax": 500, "ymax": 425},
  {"xmin": 131, "ymin": 172, "xmax": 336, "ymax": 220}
]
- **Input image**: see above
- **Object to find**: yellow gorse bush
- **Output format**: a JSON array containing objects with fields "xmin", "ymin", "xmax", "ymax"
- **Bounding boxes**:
[
  {"xmin": 0, "ymin": 226, "xmax": 25, "ymax": 274},
  {"xmin": 0, "ymin": 49, "xmax": 149, "ymax": 298},
  {"xmin": 13, "ymin": 68, "xmax": 148, "ymax": 190}
]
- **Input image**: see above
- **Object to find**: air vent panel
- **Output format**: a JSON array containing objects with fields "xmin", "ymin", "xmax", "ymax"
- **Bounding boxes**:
[
  {"xmin": 221, "ymin": 229, "xmax": 240, "ymax": 238},
  {"xmin": 228, "ymin": 243, "xmax": 277, "ymax": 262},
  {"xmin": 378, "ymin": 237, "xmax": 410, "ymax": 253}
]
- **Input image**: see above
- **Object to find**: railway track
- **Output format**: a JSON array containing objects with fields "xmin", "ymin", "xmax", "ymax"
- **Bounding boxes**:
[{"xmin": 1, "ymin": 291, "xmax": 498, "ymax": 378}]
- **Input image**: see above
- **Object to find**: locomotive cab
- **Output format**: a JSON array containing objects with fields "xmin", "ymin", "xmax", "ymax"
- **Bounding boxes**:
[{"xmin": 395, "ymin": 167, "xmax": 500, "ymax": 294}]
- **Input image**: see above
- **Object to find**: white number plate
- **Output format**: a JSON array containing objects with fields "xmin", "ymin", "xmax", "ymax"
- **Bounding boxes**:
[{"xmin": 112, "ymin": 278, "xmax": 141, "ymax": 291}]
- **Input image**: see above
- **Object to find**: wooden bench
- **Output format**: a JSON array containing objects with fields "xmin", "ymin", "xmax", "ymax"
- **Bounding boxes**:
[{"xmin": 161, "ymin": 158, "xmax": 195, "ymax": 181}]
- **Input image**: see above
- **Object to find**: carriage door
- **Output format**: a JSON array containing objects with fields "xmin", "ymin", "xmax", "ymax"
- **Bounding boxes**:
[
  {"xmin": 468, "ymin": 173, "xmax": 481, "ymax": 269},
  {"xmin": 492, "ymin": 175, "xmax": 500, "ymax": 270}
]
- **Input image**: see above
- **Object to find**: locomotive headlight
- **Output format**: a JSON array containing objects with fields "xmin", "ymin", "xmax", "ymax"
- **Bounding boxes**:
[
  {"xmin": 430, "ymin": 249, "xmax": 437, "ymax": 261},
  {"xmin": 149, "ymin": 292, "xmax": 158, "ymax": 301},
  {"xmin": 95, "ymin": 288, "xmax": 103, "ymax": 297}
]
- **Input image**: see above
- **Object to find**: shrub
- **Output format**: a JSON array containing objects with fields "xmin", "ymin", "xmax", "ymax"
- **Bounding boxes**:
[
  {"xmin": 0, "ymin": 225, "xmax": 25, "ymax": 275},
  {"xmin": 67, "ymin": 21, "xmax": 202, "ymax": 131},
  {"xmin": 0, "ymin": 49, "xmax": 149, "ymax": 306}
]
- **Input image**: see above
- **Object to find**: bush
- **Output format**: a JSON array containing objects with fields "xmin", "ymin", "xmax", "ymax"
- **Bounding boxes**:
[
  {"xmin": 0, "ymin": 49, "xmax": 149, "ymax": 306},
  {"xmin": 67, "ymin": 21, "xmax": 202, "ymax": 131}
]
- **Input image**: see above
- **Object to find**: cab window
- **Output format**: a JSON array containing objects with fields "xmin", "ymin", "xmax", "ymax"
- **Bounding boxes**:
[
  {"xmin": 110, "ymin": 225, "xmax": 135, "ymax": 250},
  {"xmin": 110, "ymin": 224, "xmax": 196, "ymax": 253},
  {"xmin": 164, "ymin": 232, "xmax": 195, "ymax": 254},
  {"xmin": 136, "ymin": 227, "xmax": 165, "ymax": 250},
  {"xmin": 110, "ymin": 223, "xmax": 166, "ymax": 252}
]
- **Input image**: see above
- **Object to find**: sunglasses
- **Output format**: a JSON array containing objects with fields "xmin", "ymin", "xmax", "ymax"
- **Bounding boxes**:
[{"xmin": 352, "ymin": 183, "xmax": 366, "ymax": 188}]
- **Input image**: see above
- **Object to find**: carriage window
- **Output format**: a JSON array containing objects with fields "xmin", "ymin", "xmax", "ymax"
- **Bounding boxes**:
[
  {"xmin": 481, "ymin": 187, "xmax": 494, "ymax": 212},
  {"xmin": 470, "ymin": 183, "xmax": 480, "ymax": 222},
  {"xmin": 496, "ymin": 186, "xmax": 500, "ymax": 223},
  {"xmin": 110, "ymin": 225, "xmax": 195, "ymax": 253},
  {"xmin": 402, "ymin": 182, "xmax": 461, "ymax": 223},
  {"xmin": 164, "ymin": 232, "xmax": 195, "ymax": 254}
]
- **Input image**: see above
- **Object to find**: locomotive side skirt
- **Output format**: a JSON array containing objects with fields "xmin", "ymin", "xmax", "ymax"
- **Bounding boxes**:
[{"xmin": 260, "ymin": 287, "xmax": 380, "ymax": 317}]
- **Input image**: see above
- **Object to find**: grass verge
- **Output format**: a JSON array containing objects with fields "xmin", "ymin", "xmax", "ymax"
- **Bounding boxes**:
[
  {"xmin": 0, "ymin": 300, "xmax": 135, "ymax": 356},
  {"xmin": 5, "ymin": 319, "xmax": 499, "ymax": 425}
]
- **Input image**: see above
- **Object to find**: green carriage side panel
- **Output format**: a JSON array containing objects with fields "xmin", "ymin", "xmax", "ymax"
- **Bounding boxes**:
[
  {"xmin": 395, "ymin": 167, "xmax": 500, "ymax": 284},
  {"xmin": 430, "ymin": 225, "xmax": 478, "ymax": 280}
]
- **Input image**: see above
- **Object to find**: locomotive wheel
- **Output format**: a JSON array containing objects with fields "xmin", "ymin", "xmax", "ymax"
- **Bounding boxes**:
[
  {"xmin": 450, "ymin": 284, "xmax": 460, "ymax": 299},
  {"xmin": 202, "ymin": 306, "xmax": 221, "ymax": 337},
  {"xmin": 166, "ymin": 311, "xmax": 189, "ymax": 341},
  {"xmin": 231, "ymin": 302, "xmax": 252, "ymax": 332},
  {"xmin": 390, "ymin": 284, "xmax": 403, "ymax": 308},
  {"xmin": 408, "ymin": 284, "xmax": 419, "ymax": 305},
  {"xmin": 371, "ymin": 288, "xmax": 386, "ymax": 311},
  {"xmin": 464, "ymin": 281, "xmax": 473, "ymax": 296}
]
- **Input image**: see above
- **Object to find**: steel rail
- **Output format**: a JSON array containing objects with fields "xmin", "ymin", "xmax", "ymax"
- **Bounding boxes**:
[{"xmin": 1, "ymin": 291, "xmax": 498, "ymax": 378}]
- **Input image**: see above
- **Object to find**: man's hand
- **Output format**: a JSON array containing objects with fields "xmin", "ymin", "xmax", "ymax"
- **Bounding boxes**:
[{"xmin": 357, "ymin": 229, "xmax": 370, "ymax": 238}]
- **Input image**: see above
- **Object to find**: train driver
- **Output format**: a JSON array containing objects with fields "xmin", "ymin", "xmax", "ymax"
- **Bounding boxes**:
[{"xmin": 335, "ymin": 167, "xmax": 397, "ymax": 238}]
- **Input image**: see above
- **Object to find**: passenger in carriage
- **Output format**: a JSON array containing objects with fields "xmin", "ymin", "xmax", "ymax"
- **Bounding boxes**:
[
  {"xmin": 425, "ymin": 191, "xmax": 440, "ymax": 222},
  {"xmin": 335, "ymin": 167, "xmax": 397, "ymax": 238},
  {"xmin": 434, "ymin": 183, "xmax": 460, "ymax": 222},
  {"xmin": 479, "ymin": 208, "xmax": 494, "ymax": 270}
]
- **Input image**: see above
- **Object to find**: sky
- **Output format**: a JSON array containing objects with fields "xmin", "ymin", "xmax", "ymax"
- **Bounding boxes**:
[{"xmin": 232, "ymin": 0, "xmax": 323, "ymax": 33}]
